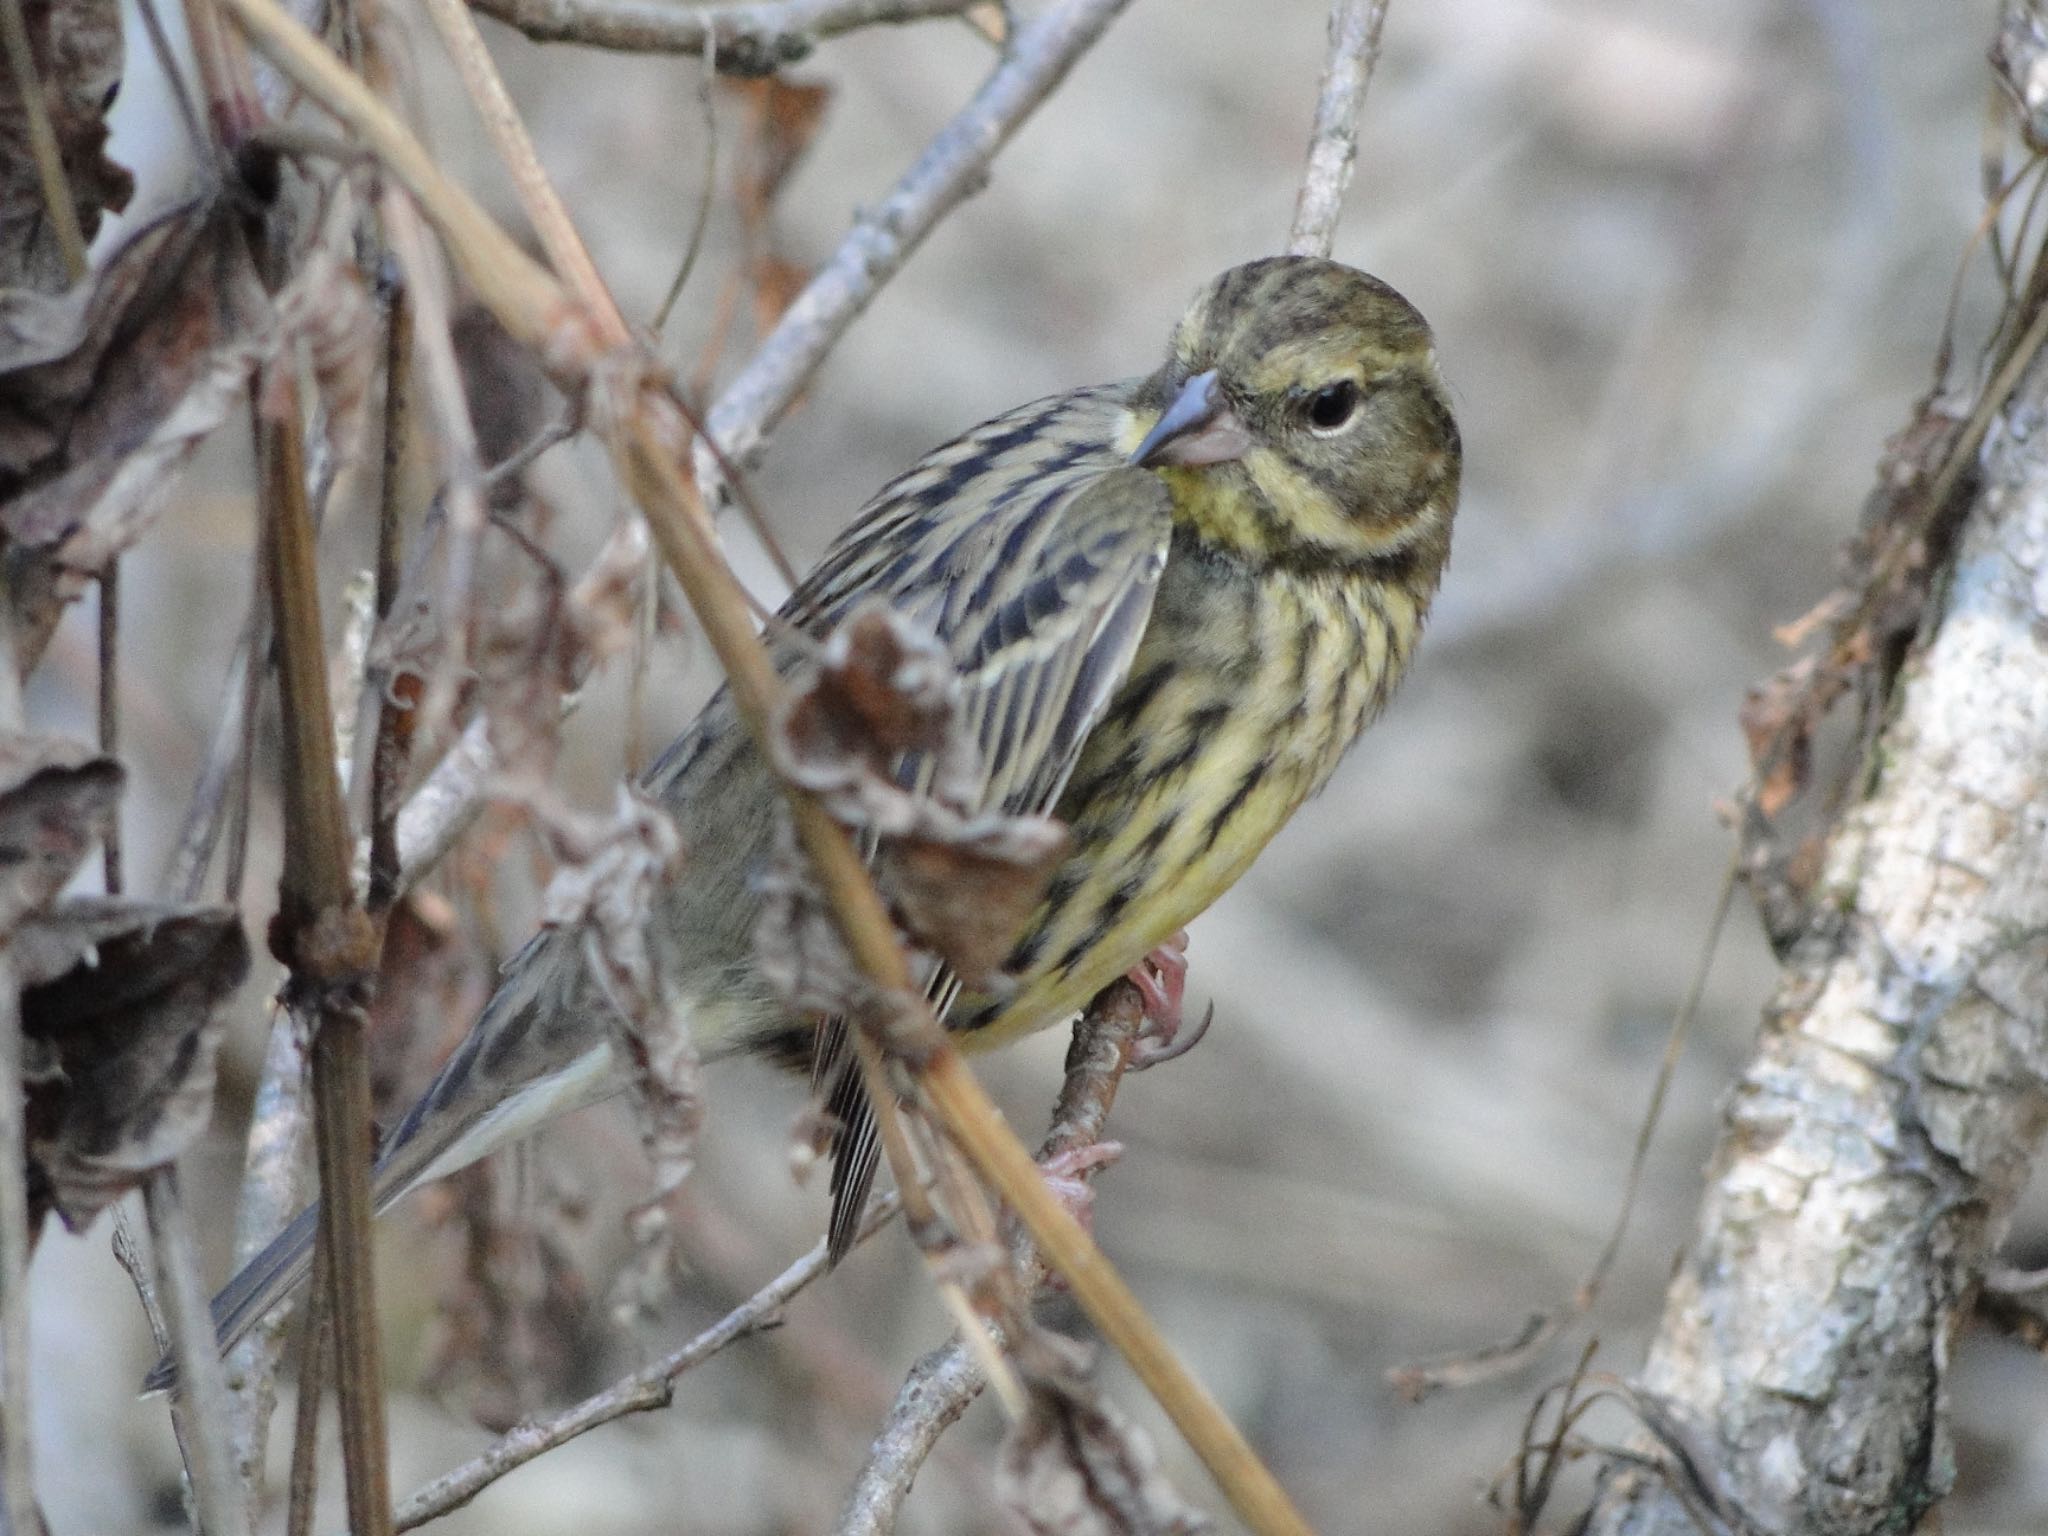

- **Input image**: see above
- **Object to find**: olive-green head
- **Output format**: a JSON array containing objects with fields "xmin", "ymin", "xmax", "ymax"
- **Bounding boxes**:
[{"xmin": 1127, "ymin": 256, "xmax": 1460, "ymax": 587}]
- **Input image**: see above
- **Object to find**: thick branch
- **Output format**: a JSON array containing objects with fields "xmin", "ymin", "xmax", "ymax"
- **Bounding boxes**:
[{"xmin": 1578, "ymin": 333, "xmax": 2048, "ymax": 1534}]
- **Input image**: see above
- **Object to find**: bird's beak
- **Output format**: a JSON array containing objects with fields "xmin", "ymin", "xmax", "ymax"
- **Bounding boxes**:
[{"xmin": 1131, "ymin": 369, "xmax": 1253, "ymax": 468}]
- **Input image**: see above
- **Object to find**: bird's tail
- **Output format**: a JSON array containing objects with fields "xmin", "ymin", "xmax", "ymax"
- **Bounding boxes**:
[{"xmin": 143, "ymin": 936, "xmax": 622, "ymax": 1393}]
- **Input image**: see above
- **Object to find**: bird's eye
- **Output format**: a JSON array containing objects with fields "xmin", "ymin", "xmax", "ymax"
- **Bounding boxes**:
[{"xmin": 1305, "ymin": 380, "xmax": 1361, "ymax": 433}]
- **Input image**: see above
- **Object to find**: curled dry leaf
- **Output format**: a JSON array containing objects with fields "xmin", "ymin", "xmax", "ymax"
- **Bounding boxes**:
[
  {"xmin": 765, "ymin": 602, "xmax": 1068, "ymax": 992},
  {"xmin": 1, "ymin": 199, "xmax": 258, "ymax": 670},
  {"xmin": 0, "ymin": 0, "xmax": 132, "ymax": 293},
  {"xmin": 998, "ymin": 1371, "xmax": 1210, "ymax": 1536},
  {"xmin": 19, "ymin": 899, "xmax": 250, "ymax": 1232},
  {"xmin": 878, "ymin": 817, "xmax": 1068, "ymax": 986},
  {"xmin": 0, "ymin": 732, "xmax": 121, "ymax": 934},
  {"xmin": 0, "ymin": 192, "xmax": 373, "ymax": 674},
  {"xmin": 776, "ymin": 601, "xmax": 962, "ymax": 822}
]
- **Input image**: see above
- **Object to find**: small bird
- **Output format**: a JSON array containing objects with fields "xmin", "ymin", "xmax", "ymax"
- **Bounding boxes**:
[{"xmin": 178, "ymin": 255, "xmax": 1460, "ymax": 1378}]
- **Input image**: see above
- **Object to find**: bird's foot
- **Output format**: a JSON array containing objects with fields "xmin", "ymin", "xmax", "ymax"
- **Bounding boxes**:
[
  {"xmin": 1038, "ymin": 1141, "xmax": 1124, "ymax": 1233},
  {"xmin": 1125, "ymin": 930, "xmax": 1212, "ymax": 1070}
]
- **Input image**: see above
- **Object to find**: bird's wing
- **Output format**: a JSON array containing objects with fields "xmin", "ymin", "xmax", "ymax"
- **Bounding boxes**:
[{"xmin": 806, "ymin": 461, "xmax": 1177, "ymax": 1261}]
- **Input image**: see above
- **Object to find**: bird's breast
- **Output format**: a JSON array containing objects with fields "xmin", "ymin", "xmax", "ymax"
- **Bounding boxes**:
[{"xmin": 952, "ymin": 547, "xmax": 1420, "ymax": 1046}]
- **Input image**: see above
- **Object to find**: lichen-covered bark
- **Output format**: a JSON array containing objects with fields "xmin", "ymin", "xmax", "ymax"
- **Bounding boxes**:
[{"xmin": 1583, "ymin": 375, "xmax": 2048, "ymax": 1534}]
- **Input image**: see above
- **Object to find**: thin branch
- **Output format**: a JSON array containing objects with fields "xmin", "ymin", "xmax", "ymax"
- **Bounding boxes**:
[
  {"xmin": 833, "ymin": 1339, "xmax": 984, "ymax": 1536},
  {"xmin": 1286, "ymin": 0, "xmax": 1390, "ymax": 259},
  {"xmin": 652, "ymin": 43, "xmax": 719, "ymax": 335},
  {"xmin": 285, "ymin": 1245, "xmax": 329, "ymax": 1536},
  {"xmin": 329, "ymin": 0, "xmax": 1127, "ymax": 907},
  {"xmin": 379, "ymin": 190, "xmax": 494, "ymax": 741},
  {"xmin": 368, "ymin": 284, "xmax": 415, "ymax": 916},
  {"xmin": 223, "ymin": 1001, "xmax": 314, "ymax": 1516},
  {"xmin": 389, "ymin": 1194, "xmax": 900, "ymax": 1532},
  {"xmin": 98, "ymin": 565, "xmax": 122, "ymax": 892},
  {"xmin": 143, "ymin": 1168, "xmax": 253, "ymax": 1536},
  {"xmin": 420, "ymin": 0, "xmax": 629, "ymax": 343},
  {"xmin": 468, "ymin": 0, "xmax": 971, "ymax": 65}
]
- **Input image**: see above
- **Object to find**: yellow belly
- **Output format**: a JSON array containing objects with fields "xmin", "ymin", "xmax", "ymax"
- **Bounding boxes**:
[{"xmin": 952, "ymin": 557, "xmax": 1417, "ymax": 1049}]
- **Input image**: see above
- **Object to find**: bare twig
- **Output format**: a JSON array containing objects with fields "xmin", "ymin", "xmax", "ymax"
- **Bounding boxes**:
[
  {"xmin": 223, "ymin": 1001, "xmax": 314, "ymax": 1514},
  {"xmin": 284, "ymin": 1245, "xmax": 329, "ymax": 1536},
  {"xmin": 1287, "ymin": 0, "xmax": 1391, "ymax": 259},
  {"xmin": 833, "ymin": 1339, "xmax": 984, "ymax": 1536},
  {"xmin": 419, "ymin": 0, "xmax": 628, "ymax": 343},
  {"xmin": 652, "ymin": 44, "xmax": 719, "ymax": 334},
  {"xmin": 379, "ymin": 191, "xmax": 493, "ymax": 740},
  {"xmin": 389, "ymin": 1195, "xmax": 900, "ymax": 1532},
  {"xmin": 98, "ymin": 566, "xmax": 122, "ymax": 892},
  {"xmin": 468, "ymin": 0, "xmax": 970, "ymax": 65},
  {"xmin": 368, "ymin": 285, "xmax": 415, "ymax": 916},
  {"xmin": 349, "ymin": 0, "xmax": 1131, "ymax": 906},
  {"xmin": 143, "ymin": 1168, "xmax": 253, "ymax": 1536}
]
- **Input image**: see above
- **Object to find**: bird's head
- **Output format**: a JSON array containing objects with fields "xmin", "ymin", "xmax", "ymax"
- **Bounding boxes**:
[{"xmin": 1126, "ymin": 256, "xmax": 1459, "ymax": 592}]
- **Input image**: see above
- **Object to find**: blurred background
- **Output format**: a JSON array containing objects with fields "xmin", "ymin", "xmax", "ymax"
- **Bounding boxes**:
[{"xmin": 26, "ymin": 0, "xmax": 2048, "ymax": 1531}]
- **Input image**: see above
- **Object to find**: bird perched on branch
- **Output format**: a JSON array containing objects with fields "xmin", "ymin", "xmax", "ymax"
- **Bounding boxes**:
[{"xmin": 170, "ymin": 254, "xmax": 1460, "ymax": 1383}]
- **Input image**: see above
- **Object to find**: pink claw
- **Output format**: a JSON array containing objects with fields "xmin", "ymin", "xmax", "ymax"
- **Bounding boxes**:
[
  {"xmin": 1039, "ymin": 1141, "xmax": 1124, "ymax": 1234},
  {"xmin": 1124, "ymin": 930, "xmax": 1211, "ymax": 1070}
]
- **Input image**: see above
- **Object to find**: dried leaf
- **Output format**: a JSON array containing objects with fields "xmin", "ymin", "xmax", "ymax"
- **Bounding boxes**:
[
  {"xmin": 749, "ymin": 251, "xmax": 811, "ymax": 337},
  {"xmin": 0, "ymin": 0, "xmax": 131, "ymax": 293},
  {"xmin": 880, "ymin": 815, "xmax": 1068, "ymax": 984},
  {"xmin": 764, "ymin": 603, "xmax": 1071, "ymax": 992},
  {"xmin": 19, "ymin": 899, "xmax": 249, "ymax": 1231},
  {"xmin": 0, "ymin": 198, "xmax": 264, "ymax": 669},
  {"xmin": 998, "ymin": 1376, "xmax": 1210, "ymax": 1536},
  {"xmin": 0, "ymin": 733, "xmax": 120, "ymax": 934},
  {"xmin": 728, "ymin": 76, "xmax": 832, "ymax": 213},
  {"xmin": 1738, "ymin": 658, "xmax": 1822, "ymax": 822},
  {"xmin": 776, "ymin": 603, "xmax": 959, "ymax": 810}
]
